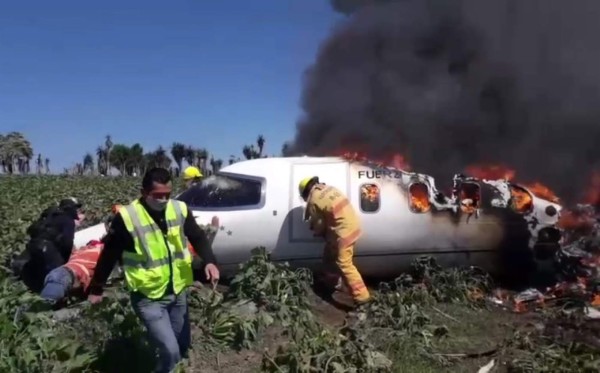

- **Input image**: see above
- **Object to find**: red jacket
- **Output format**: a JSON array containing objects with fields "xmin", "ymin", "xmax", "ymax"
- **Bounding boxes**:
[{"xmin": 63, "ymin": 240, "xmax": 103, "ymax": 291}]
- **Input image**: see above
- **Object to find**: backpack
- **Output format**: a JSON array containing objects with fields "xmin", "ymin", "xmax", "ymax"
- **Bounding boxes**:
[
  {"xmin": 26, "ymin": 205, "xmax": 64, "ymax": 243},
  {"xmin": 12, "ymin": 207, "xmax": 67, "ymax": 288}
]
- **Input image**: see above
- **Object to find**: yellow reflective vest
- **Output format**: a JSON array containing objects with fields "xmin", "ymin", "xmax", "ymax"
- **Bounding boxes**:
[{"xmin": 118, "ymin": 199, "xmax": 193, "ymax": 299}]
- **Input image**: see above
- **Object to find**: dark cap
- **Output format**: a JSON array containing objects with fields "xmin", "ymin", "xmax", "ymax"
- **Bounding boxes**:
[{"xmin": 59, "ymin": 197, "xmax": 82, "ymax": 210}]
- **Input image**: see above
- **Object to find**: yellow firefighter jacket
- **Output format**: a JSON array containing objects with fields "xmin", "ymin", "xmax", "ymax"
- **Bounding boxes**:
[{"xmin": 305, "ymin": 183, "xmax": 362, "ymax": 248}]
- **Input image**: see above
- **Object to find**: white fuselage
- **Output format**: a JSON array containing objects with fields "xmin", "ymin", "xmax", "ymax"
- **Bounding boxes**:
[{"xmin": 182, "ymin": 157, "xmax": 562, "ymax": 278}]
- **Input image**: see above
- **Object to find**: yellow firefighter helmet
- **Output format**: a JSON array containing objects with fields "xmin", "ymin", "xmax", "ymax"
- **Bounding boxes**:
[
  {"xmin": 298, "ymin": 176, "xmax": 319, "ymax": 199},
  {"xmin": 183, "ymin": 166, "xmax": 203, "ymax": 180}
]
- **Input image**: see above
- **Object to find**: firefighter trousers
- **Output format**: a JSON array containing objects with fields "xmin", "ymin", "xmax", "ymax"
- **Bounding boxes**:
[{"xmin": 322, "ymin": 242, "xmax": 370, "ymax": 304}]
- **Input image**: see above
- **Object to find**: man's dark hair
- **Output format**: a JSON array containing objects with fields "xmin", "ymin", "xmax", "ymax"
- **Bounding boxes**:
[{"xmin": 142, "ymin": 167, "xmax": 172, "ymax": 191}]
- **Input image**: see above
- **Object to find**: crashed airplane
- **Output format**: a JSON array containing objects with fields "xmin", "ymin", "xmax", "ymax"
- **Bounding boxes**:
[{"xmin": 74, "ymin": 156, "xmax": 563, "ymax": 279}]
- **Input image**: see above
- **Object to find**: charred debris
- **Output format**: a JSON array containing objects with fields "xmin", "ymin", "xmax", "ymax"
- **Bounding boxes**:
[
  {"xmin": 347, "ymin": 153, "xmax": 600, "ymax": 316},
  {"xmin": 348, "ymin": 152, "xmax": 556, "ymax": 224}
]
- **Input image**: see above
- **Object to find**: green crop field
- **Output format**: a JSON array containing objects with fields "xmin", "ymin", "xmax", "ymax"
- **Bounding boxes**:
[{"xmin": 0, "ymin": 175, "xmax": 596, "ymax": 373}]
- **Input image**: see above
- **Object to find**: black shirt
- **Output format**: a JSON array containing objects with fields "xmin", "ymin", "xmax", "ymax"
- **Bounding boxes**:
[
  {"xmin": 36, "ymin": 212, "xmax": 75, "ymax": 262},
  {"xmin": 87, "ymin": 198, "xmax": 216, "ymax": 296}
]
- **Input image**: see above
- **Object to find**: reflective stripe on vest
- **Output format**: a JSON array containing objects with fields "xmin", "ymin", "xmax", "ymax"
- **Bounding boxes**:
[
  {"xmin": 120, "ymin": 201, "xmax": 189, "ymax": 268},
  {"xmin": 119, "ymin": 199, "xmax": 193, "ymax": 298}
]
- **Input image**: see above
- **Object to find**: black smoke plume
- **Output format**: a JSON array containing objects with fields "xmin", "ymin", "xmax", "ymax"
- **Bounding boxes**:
[{"xmin": 284, "ymin": 0, "xmax": 600, "ymax": 203}]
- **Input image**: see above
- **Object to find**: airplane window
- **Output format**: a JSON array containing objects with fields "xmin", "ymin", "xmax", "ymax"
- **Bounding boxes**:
[
  {"xmin": 360, "ymin": 184, "xmax": 380, "ymax": 212},
  {"xmin": 458, "ymin": 182, "xmax": 480, "ymax": 213},
  {"xmin": 177, "ymin": 174, "xmax": 262, "ymax": 208},
  {"xmin": 408, "ymin": 183, "xmax": 431, "ymax": 213},
  {"xmin": 509, "ymin": 185, "xmax": 533, "ymax": 214}
]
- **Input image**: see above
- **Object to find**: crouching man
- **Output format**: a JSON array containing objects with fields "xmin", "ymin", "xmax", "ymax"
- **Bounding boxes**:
[
  {"xmin": 40, "ymin": 238, "xmax": 104, "ymax": 305},
  {"xmin": 298, "ymin": 176, "xmax": 372, "ymax": 310}
]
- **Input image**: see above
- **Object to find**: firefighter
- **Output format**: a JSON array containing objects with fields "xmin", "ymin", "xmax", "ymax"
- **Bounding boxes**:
[
  {"xmin": 182, "ymin": 166, "xmax": 203, "ymax": 189},
  {"xmin": 298, "ymin": 176, "xmax": 371, "ymax": 308}
]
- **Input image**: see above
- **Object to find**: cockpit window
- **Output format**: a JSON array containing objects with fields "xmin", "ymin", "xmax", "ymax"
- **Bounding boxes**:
[{"xmin": 177, "ymin": 173, "xmax": 263, "ymax": 208}]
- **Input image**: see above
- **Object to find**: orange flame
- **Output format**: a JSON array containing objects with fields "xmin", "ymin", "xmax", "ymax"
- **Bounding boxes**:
[
  {"xmin": 465, "ymin": 164, "xmax": 560, "ymax": 204},
  {"xmin": 464, "ymin": 164, "xmax": 516, "ymax": 180},
  {"xmin": 458, "ymin": 183, "xmax": 480, "ymax": 214},
  {"xmin": 361, "ymin": 184, "xmax": 379, "ymax": 202},
  {"xmin": 333, "ymin": 150, "xmax": 411, "ymax": 171},
  {"xmin": 509, "ymin": 185, "xmax": 533, "ymax": 213},
  {"xmin": 584, "ymin": 171, "xmax": 600, "ymax": 205},
  {"xmin": 522, "ymin": 182, "xmax": 560, "ymax": 204},
  {"xmin": 409, "ymin": 183, "xmax": 431, "ymax": 213}
]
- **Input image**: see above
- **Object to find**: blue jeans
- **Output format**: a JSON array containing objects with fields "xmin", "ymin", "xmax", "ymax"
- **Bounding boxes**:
[
  {"xmin": 130, "ymin": 290, "xmax": 191, "ymax": 373},
  {"xmin": 40, "ymin": 266, "xmax": 73, "ymax": 302}
]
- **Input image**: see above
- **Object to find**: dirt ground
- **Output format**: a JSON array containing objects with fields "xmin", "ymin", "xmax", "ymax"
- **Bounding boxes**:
[{"xmin": 185, "ymin": 287, "xmax": 538, "ymax": 373}]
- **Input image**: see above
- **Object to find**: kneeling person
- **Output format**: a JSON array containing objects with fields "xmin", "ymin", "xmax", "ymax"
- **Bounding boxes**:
[
  {"xmin": 40, "ymin": 238, "xmax": 104, "ymax": 304},
  {"xmin": 40, "ymin": 205, "xmax": 121, "ymax": 304}
]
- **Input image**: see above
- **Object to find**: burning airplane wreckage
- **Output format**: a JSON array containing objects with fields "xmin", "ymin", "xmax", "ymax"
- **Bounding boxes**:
[
  {"xmin": 340, "ymin": 152, "xmax": 600, "ymax": 314},
  {"xmin": 74, "ymin": 151, "xmax": 600, "ymax": 315}
]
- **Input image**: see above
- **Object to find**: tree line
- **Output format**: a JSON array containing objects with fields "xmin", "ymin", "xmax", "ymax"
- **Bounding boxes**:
[
  {"xmin": 0, "ymin": 132, "xmax": 50, "ymax": 174},
  {"xmin": 0, "ymin": 132, "xmax": 270, "ymax": 176}
]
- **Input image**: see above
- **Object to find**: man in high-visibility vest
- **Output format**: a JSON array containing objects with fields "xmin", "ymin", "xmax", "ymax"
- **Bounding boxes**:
[
  {"xmin": 88, "ymin": 167, "xmax": 220, "ymax": 372},
  {"xmin": 298, "ymin": 176, "xmax": 371, "ymax": 308}
]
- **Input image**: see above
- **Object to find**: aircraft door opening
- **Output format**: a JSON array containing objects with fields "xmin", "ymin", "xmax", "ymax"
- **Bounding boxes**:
[{"xmin": 290, "ymin": 162, "xmax": 349, "ymax": 242}]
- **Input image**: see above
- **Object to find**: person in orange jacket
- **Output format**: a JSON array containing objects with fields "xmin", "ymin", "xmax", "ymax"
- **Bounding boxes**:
[
  {"xmin": 298, "ymin": 176, "xmax": 371, "ymax": 308},
  {"xmin": 40, "ymin": 205, "xmax": 123, "ymax": 306}
]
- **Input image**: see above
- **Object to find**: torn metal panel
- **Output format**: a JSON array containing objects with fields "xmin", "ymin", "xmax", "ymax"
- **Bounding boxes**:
[{"xmin": 348, "ymin": 157, "xmax": 563, "ymax": 254}]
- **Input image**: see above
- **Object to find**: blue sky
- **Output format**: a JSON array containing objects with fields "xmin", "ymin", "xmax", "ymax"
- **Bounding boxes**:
[{"xmin": 0, "ymin": 1, "xmax": 340, "ymax": 171}]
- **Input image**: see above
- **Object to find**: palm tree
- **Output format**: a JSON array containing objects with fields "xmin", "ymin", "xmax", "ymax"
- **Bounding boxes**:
[
  {"xmin": 108, "ymin": 144, "xmax": 128, "ymax": 174},
  {"xmin": 210, "ymin": 157, "xmax": 223, "ymax": 173},
  {"xmin": 83, "ymin": 153, "xmax": 94, "ymax": 174},
  {"xmin": 96, "ymin": 146, "xmax": 107, "ymax": 175},
  {"xmin": 104, "ymin": 135, "xmax": 113, "ymax": 175},
  {"xmin": 195, "ymin": 148, "xmax": 208, "ymax": 174},
  {"xmin": 171, "ymin": 142, "xmax": 186, "ymax": 174},
  {"xmin": 241, "ymin": 136, "xmax": 265, "ymax": 160},
  {"xmin": 74, "ymin": 162, "xmax": 83, "ymax": 175},
  {"xmin": 36, "ymin": 153, "xmax": 42, "ymax": 174},
  {"xmin": 0, "ymin": 132, "xmax": 34, "ymax": 174},
  {"xmin": 0, "ymin": 134, "xmax": 5, "ymax": 173},
  {"xmin": 184, "ymin": 146, "xmax": 195, "ymax": 167},
  {"xmin": 257, "ymin": 134, "xmax": 265, "ymax": 157},
  {"xmin": 242, "ymin": 145, "xmax": 252, "ymax": 160},
  {"xmin": 127, "ymin": 143, "xmax": 144, "ymax": 176},
  {"xmin": 145, "ymin": 146, "xmax": 171, "ymax": 170}
]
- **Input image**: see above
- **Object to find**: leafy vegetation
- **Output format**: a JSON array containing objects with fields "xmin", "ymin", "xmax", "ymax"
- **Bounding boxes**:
[{"xmin": 0, "ymin": 175, "xmax": 597, "ymax": 372}]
